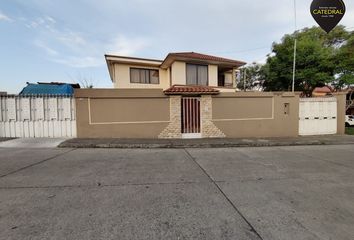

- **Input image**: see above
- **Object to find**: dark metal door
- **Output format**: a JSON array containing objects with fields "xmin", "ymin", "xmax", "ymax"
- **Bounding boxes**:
[{"xmin": 181, "ymin": 97, "xmax": 200, "ymax": 134}]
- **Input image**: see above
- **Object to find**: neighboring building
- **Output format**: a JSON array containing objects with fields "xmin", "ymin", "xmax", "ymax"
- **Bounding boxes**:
[
  {"xmin": 20, "ymin": 82, "xmax": 80, "ymax": 95},
  {"xmin": 312, "ymin": 86, "xmax": 333, "ymax": 97},
  {"xmin": 0, "ymin": 92, "xmax": 7, "ymax": 96},
  {"xmin": 105, "ymin": 52, "xmax": 246, "ymax": 92}
]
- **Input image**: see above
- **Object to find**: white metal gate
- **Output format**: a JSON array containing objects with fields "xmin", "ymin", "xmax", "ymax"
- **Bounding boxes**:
[
  {"xmin": 0, "ymin": 95, "xmax": 76, "ymax": 138},
  {"xmin": 299, "ymin": 97, "xmax": 337, "ymax": 136}
]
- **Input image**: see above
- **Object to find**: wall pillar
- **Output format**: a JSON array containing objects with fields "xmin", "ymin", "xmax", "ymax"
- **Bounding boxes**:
[
  {"xmin": 232, "ymin": 68, "xmax": 236, "ymax": 88},
  {"xmin": 200, "ymin": 95, "xmax": 226, "ymax": 138},
  {"xmin": 334, "ymin": 93, "xmax": 346, "ymax": 134},
  {"xmin": 158, "ymin": 96, "xmax": 182, "ymax": 138}
]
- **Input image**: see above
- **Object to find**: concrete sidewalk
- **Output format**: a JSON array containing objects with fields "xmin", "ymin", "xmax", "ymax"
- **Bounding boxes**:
[
  {"xmin": 0, "ymin": 138, "xmax": 69, "ymax": 148},
  {"xmin": 59, "ymin": 135, "xmax": 354, "ymax": 148}
]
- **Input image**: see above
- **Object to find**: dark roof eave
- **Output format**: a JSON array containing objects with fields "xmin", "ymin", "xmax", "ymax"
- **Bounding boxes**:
[
  {"xmin": 104, "ymin": 54, "xmax": 163, "ymax": 63},
  {"xmin": 160, "ymin": 54, "xmax": 246, "ymax": 69}
]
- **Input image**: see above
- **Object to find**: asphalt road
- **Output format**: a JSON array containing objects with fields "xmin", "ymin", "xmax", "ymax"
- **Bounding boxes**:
[{"xmin": 0, "ymin": 145, "xmax": 353, "ymax": 240}]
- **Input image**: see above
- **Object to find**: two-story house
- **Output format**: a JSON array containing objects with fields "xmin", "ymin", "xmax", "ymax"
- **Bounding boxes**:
[{"xmin": 105, "ymin": 52, "xmax": 246, "ymax": 92}]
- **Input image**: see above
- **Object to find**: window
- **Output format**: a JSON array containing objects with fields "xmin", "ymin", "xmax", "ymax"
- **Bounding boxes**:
[
  {"xmin": 186, "ymin": 64, "xmax": 208, "ymax": 85},
  {"xmin": 130, "ymin": 68, "xmax": 159, "ymax": 84}
]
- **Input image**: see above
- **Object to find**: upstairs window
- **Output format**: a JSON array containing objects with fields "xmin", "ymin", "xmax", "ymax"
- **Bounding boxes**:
[
  {"xmin": 130, "ymin": 68, "xmax": 159, "ymax": 84},
  {"xmin": 186, "ymin": 64, "xmax": 208, "ymax": 86}
]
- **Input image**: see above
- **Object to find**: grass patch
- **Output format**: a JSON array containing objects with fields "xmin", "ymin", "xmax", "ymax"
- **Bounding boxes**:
[{"xmin": 345, "ymin": 127, "xmax": 354, "ymax": 135}]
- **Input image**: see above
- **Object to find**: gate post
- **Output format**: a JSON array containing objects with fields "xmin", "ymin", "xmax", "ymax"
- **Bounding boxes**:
[
  {"xmin": 158, "ymin": 96, "xmax": 182, "ymax": 139},
  {"xmin": 334, "ymin": 92, "xmax": 346, "ymax": 134},
  {"xmin": 200, "ymin": 95, "xmax": 225, "ymax": 138}
]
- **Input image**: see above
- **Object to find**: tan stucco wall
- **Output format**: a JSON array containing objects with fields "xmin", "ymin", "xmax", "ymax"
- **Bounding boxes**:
[
  {"xmin": 171, "ymin": 61, "xmax": 186, "ymax": 85},
  {"xmin": 75, "ymin": 89, "xmax": 170, "ymax": 138},
  {"xmin": 111, "ymin": 61, "xmax": 233, "ymax": 90},
  {"xmin": 75, "ymin": 89, "xmax": 302, "ymax": 139},
  {"xmin": 208, "ymin": 65, "xmax": 218, "ymax": 86},
  {"xmin": 112, "ymin": 64, "xmax": 169, "ymax": 89},
  {"xmin": 212, "ymin": 92, "xmax": 300, "ymax": 138}
]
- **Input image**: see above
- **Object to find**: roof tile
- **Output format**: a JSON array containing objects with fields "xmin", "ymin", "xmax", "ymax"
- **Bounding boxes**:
[{"xmin": 164, "ymin": 85, "xmax": 220, "ymax": 95}]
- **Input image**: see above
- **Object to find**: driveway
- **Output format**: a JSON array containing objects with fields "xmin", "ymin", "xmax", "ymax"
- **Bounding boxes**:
[{"xmin": 0, "ymin": 145, "xmax": 353, "ymax": 240}]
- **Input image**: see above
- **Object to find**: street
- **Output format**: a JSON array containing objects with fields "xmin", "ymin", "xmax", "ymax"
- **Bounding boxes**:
[{"xmin": 0, "ymin": 145, "xmax": 354, "ymax": 240}]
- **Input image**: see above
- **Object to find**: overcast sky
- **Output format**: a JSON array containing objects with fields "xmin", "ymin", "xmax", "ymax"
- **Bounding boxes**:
[{"xmin": 0, "ymin": 0, "xmax": 353, "ymax": 93}]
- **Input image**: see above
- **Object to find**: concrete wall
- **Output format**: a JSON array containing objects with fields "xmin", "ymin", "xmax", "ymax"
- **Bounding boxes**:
[
  {"xmin": 75, "ymin": 89, "xmax": 345, "ymax": 139},
  {"xmin": 111, "ymin": 61, "xmax": 222, "ymax": 90},
  {"xmin": 170, "ymin": 62, "xmax": 219, "ymax": 87},
  {"xmin": 334, "ymin": 93, "xmax": 346, "ymax": 134},
  {"xmin": 208, "ymin": 65, "xmax": 218, "ymax": 86},
  {"xmin": 112, "ymin": 64, "xmax": 169, "ymax": 89},
  {"xmin": 211, "ymin": 92, "xmax": 300, "ymax": 138},
  {"xmin": 171, "ymin": 61, "xmax": 186, "ymax": 85},
  {"xmin": 75, "ymin": 89, "xmax": 170, "ymax": 138}
]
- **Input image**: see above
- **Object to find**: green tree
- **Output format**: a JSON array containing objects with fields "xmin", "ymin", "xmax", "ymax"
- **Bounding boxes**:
[
  {"xmin": 333, "ymin": 33, "xmax": 354, "ymax": 89},
  {"xmin": 237, "ymin": 63, "xmax": 265, "ymax": 91},
  {"xmin": 262, "ymin": 26, "xmax": 352, "ymax": 95}
]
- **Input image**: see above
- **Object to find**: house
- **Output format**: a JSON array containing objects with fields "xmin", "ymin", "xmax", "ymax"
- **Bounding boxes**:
[
  {"xmin": 105, "ymin": 52, "xmax": 246, "ymax": 92},
  {"xmin": 312, "ymin": 86, "xmax": 333, "ymax": 97},
  {"xmin": 20, "ymin": 82, "xmax": 80, "ymax": 95},
  {"xmin": 72, "ymin": 52, "xmax": 346, "ymax": 139}
]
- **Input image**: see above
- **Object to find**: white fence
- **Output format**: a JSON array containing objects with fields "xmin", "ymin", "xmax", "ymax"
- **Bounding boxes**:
[
  {"xmin": 299, "ymin": 97, "xmax": 337, "ymax": 136},
  {"xmin": 0, "ymin": 95, "xmax": 76, "ymax": 138}
]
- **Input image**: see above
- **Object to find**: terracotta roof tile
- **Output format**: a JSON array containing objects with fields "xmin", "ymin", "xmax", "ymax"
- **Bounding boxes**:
[
  {"xmin": 164, "ymin": 85, "xmax": 220, "ymax": 95},
  {"xmin": 313, "ymin": 86, "xmax": 333, "ymax": 93},
  {"xmin": 169, "ymin": 52, "xmax": 246, "ymax": 65}
]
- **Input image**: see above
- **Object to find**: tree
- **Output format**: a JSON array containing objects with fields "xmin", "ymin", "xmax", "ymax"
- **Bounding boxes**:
[
  {"xmin": 68, "ymin": 73, "xmax": 94, "ymax": 88},
  {"xmin": 237, "ymin": 63, "xmax": 265, "ymax": 91},
  {"xmin": 333, "ymin": 33, "xmax": 354, "ymax": 90},
  {"xmin": 262, "ymin": 26, "xmax": 352, "ymax": 95}
]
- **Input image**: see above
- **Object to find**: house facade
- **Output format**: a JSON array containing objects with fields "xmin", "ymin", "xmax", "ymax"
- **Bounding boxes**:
[
  {"xmin": 105, "ymin": 52, "xmax": 246, "ymax": 92},
  {"xmin": 71, "ymin": 52, "xmax": 346, "ymax": 139}
]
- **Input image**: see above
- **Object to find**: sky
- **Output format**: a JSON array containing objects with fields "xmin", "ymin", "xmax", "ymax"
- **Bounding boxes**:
[{"xmin": 0, "ymin": 0, "xmax": 353, "ymax": 94}]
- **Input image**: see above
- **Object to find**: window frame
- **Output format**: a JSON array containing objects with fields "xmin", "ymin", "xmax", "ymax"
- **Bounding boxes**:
[
  {"xmin": 186, "ymin": 63, "xmax": 209, "ymax": 86},
  {"xmin": 130, "ymin": 67, "xmax": 160, "ymax": 84}
]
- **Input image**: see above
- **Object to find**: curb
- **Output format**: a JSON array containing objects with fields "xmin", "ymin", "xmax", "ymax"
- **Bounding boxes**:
[{"xmin": 58, "ymin": 141, "xmax": 342, "ymax": 149}]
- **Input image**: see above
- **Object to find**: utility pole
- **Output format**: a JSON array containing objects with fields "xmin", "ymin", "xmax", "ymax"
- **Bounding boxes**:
[{"xmin": 292, "ymin": 0, "xmax": 297, "ymax": 92}]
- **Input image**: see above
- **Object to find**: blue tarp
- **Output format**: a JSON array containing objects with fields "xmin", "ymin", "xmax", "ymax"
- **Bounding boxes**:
[{"xmin": 19, "ymin": 84, "xmax": 74, "ymax": 95}]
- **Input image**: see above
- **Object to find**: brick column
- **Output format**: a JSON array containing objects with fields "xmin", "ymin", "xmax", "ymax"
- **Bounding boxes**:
[
  {"xmin": 200, "ymin": 95, "xmax": 226, "ymax": 138},
  {"xmin": 158, "ymin": 96, "xmax": 182, "ymax": 138}
]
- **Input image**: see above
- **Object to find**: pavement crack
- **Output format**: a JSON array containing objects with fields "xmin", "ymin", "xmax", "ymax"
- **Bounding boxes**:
[
  {"xmin": 0, "ymin": 149, "xmax": 76, "ymax": 179},
  {"xmin": 183, "ymin": 149, "xmax": 264, "ymax": 240}
]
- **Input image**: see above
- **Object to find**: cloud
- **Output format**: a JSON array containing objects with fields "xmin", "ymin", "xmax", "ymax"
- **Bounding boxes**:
[
  {"xmin": 53, "ymin": 56, "xmax": 103, "ymax": 68},
  {"xmin": 0, "ymin": 12, "xmax": 12, "ymax": 22},
  {"xmin": 34, "ymin": 40, "xmax": 58, "ymax": 56},
  {"xmin": 106, "ymin": 35, "xmax": 149, "ymax": 56},
  {"xmin": 57, "ymin": 31, "xmax": 86, "ymax": 50}
]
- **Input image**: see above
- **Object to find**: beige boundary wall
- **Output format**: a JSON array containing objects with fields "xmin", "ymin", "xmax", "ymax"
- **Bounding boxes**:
[
  {"xmin": 211, "ymin": 92, "xmax": 300, "ymax": 138},
  {"xmin": 75, "ymin": 89, "xmax": 170, "ymax": 138},
  {"xmin": 75, "ymin": 89, "xmax": 345, "ymax": 139}
]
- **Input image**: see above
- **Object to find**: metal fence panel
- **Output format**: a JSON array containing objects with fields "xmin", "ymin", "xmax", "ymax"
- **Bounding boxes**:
[
  {"xmin": 0, "ymin": 95, "xmax": 76, "ymax": 138},
  {"xmin": 299, "ymin": 97, "xmax": 337, "ymax": 136}
]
